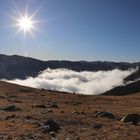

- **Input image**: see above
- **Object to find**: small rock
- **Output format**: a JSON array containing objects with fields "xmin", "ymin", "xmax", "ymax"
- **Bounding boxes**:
[
  {"xmin": 47, "ymin": 102, "xmax": 58, "ymax": 108},
  {"xmin": 0, "ymin": 94, "xmax": 16, "ymax": 99},
  {"xmin": 94, "ymin": 111, "xmax": 115, "ymax": 119},
  {"xmin": 35, "ymin": 105, "xmax": 46, "ymax": 108},
  {"xmin": 81, "ymin": 112, "xmax": 85, "ymax": 115},
  {"xmin": 119, "ymin": 113, "xmax": 140, "ymax": 125},
  {"xmin": 67, "ymin": 128, "xmax": 76, "ymax": 134},
  {"xmin": 93, "ymin": 123, "xmax": 102, "ymax": 129},
  {"xmin": 72, "ymin": 111, "xmax": 79, "ymax": 115},
  {"xmin": 1, "ymin": 105, "xmax": 21, "ymax": 112},
  {"xmin": 26, "ymin": 133, "xmax": 35, "ymax": 139},
  {"xmin": 41, "ymin": 119, "xmax": 60, "ymax": 132},
  {"xmin": 5, "ymin": 115, "xmax": 16, "ymax": 120},
  {"xmin": 46, "ymin": 109, "xmax": 53, "ymax": 113},
  {"xmin": 79, "ymin": 128, "xmax": 87, "ymax": 133},
  {"xmin": 41, "ymin": 109, "xmax": 53, "ymax": 114},
  {"xmin": 12, "ymin": 100, "xmax": 23, "ymax": 103},
  {"xmin": 50, "ymin": 131, "xmax": 56, "ymax": 137},
  {"xmin": 25, "ymin": 115, "xmax": 34, "ymax": 120},
  {"xmin": 41, "ymin": 124, "xmax": 50, "ymax": 132},
  {"xmin": 20, "ymin": 88, "xmax": 33, "ymax": 93},
  {"xmin": 72, "ymin": 101, "xmax": 81, "ymax": 106},
  {"xmin": 63, "ymin": 119, "xmax": 82, "ymax": 125},
  {"xmin": 60, "ymin": 110, "xmax": 64, "ymax": 113}
]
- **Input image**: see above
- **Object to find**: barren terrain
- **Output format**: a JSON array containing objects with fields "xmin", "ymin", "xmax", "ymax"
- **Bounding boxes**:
[{"xmin": 0, "ymin": 81, "xmax": 139, "ymax": 140}]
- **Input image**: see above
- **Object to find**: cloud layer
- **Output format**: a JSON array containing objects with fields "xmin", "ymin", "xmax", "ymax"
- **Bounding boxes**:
[{"xmin": 6, "ymin": 68, "xmax": 135, "ymax": 95}]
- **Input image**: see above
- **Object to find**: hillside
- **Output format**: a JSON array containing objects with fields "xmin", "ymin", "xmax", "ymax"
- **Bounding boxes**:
[
  {"xmin": 0, "ymin": 54, "xmax": 47, "ymax": 79},
  {"xmin": 0, "ymin": 54, "xmax": 138, "ymax": 80},
  {"xmin": 102, "ymin": 80, "xmax": 140, "ymax": 96},
  {"xmin": 124, "ymin": 67, "xmax": 140, "ymax": 82},
  {"xmin": 0, "ymin": 81, "xmax": 139, "ymax": 140}
]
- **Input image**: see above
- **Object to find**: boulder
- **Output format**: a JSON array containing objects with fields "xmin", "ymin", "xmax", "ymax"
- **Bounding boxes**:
[
  {"xmin": 41, "ymin": 119, "xmax": 60, "ymax": 132},
  {"xmin": 94, "ymin": 111, "xmax": 115, "ymax": 119},
  {"xmin": 119, "ymin": 114, "xmax": 140, "ymax": 125}
]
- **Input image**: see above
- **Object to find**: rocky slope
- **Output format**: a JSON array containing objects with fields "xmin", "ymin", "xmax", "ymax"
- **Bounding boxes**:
[{"xmin": 0, "ymin": 81, "xmax": 139, "ymax": 140}]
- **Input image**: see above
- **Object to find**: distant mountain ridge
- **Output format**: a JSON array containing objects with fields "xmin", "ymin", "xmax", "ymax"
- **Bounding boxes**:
[{"xmin": 0, "ymin": 54, "xmax": 139, "ymax": 80}]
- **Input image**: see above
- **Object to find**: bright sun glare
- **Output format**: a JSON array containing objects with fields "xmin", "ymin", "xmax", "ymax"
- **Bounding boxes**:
[
  {"xmin": 9, "ymin": 3, "xmax": 41, "ymax": 57},
  {"xmin": 11, "ymin": 6, "xmax": 40, "ymax": 39},
  {"xmin": 14, "ymin": 13, "xmax": 37, "ymax": 38},
  {"xmin": 17, "ymin": 16, "xmax": 33, "ymax": 33}
]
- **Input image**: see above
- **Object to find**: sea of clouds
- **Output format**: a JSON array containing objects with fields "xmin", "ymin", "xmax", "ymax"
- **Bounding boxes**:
[{"xmin": 5, "ymin": 68, "xmax": 136, "ymax": 95}]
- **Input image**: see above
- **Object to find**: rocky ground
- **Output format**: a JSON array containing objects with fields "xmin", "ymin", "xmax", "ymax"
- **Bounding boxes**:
[{"xmin": 0, "ymin": 81, "xmax": 139, "ymax": 140}]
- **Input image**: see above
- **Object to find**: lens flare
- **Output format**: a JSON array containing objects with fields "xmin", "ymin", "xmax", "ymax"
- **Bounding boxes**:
[
  {"xmin": 17, "ymin": 16, "xmax": 33, "ymax": 33},
  {"xmin": 10, "ymin": 5, "xmax": 40, "ymax": 39}
]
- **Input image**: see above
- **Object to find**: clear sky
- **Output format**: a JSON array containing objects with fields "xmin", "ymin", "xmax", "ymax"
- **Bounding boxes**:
[{"xmin": 0, "ymin": 0, "xmax": 140, "ymax": 62}]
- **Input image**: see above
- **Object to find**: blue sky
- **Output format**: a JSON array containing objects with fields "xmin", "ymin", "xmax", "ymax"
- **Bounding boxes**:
[{"xmin": 0, "ymin": 0, "xmax": 140, "ymax": 62}]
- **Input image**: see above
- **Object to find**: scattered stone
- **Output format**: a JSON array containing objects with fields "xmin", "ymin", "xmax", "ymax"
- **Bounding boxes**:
[
  {"xmin": 65, "ymin": 101, "xmax": 81, "ymax": 106},
  {"xmin": 72, "ymin": 101, "xmax": 81, "ymax": 106},
  {"xmin": 25, "ymin": 115, "xmax": 38, "ymax": 124},
  {"xmin": 5, "ymin": 115, "xmax": 16, "ymax": 120},
  {"xmin": 0, "ymin": 105, "xmax": 21, "ymax": 112},
  {"xmin": 25, "ymin": 115, "xmax": 34, "ymax": 120},
  {"xmin": 6, "ymin": 95, "xmax": 16, "ymax": 99},
  {"xmin": 81, "ymin": 112, "xmax": 85, "ymax": 115},
  {"xmin": 60, "ymin": 110, "xmax": 64, "ymax": 113},
  {"xmin": 93, "ymin": 123, "xmax": 103, "ymax": 129},
  {"xmin": 41, "ymin": 119, "xmax": 60, "ymax": 133},
  {"xmin": 94, "ymin": 111, "xmax": 115, "ymax": 119},
  {"xmin": 41, "ymin": 94, "xmax": 45, "ymax": 96},
  {"xmin": 63, "ymin": 119, "xmax": 83, "ymax": 125},
  {"xmin": 0, "ymin": 94, "xmax": 16, "ymax": 99},
  {"xmin": 67, "ymin": 128, "xmax": 76, "ymax": 134},
  {"xmin": 35, "ymin": 105, "xmax": 46, "ymax": 108},
  {"xmin": 47, "ymin": 102, "xmax": 58, "ymax": 108},
  {"xmin": 46, "ymin": 109, "xmax": 53, "ymax": 113},
  {"xmin": 26, "ymin": 133, "xmax": 35, "ymax": 139},
  {"xmin": 41, "ymin": 124, "xmax": 50, "ymax": 132},
  {"xmin": 72, "ymin": 111, "xmax": 85, "ymax": 115},
  {"xmin": 72, "ymin": 111, "xmax": 80, "ymax": 115},
  {"xmin": 119, "ymin": 114, "xmax": 140, "ymax": 125},
  {"xmin": 41, "ymin": 109, "xmax": 53, "ymax": 114},
  {"xmin": 0, "ymin": 95, "xmax": 7, "ymax": 99},
  {"xmin": 20, "ymin": 88, "xmax": 33, "ymax": 93},
  {"xmin": 12, "ymin": 100, "xmax": 23, "ymax": 103},
  {"xmin": 79, "ymin": 128, "xmax": 87, "ymax": 133},
  {"xmin": 50, "ymin": 131, "xmax": 56, "ymax": 137}
]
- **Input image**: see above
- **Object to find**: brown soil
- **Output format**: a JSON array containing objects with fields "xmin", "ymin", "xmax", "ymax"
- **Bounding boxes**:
[{"xmin": 0, "ymin": 81, "xmax": 139, "ymax": 140}]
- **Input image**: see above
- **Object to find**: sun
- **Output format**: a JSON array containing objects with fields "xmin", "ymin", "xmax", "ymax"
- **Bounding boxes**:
[
  {"xmin": 14, "ymin": 13, "xmax": 37, "ymax": 38},
  {"xmin": 10, "ymin": 7, "xmax": 40, "ymax": 39},
  {"xmin": 17, "ymin": 16, "xmax": 34, "ymax": 33}
]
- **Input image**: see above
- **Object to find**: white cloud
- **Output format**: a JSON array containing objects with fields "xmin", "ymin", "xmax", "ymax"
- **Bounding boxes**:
[{"xmin": 5, "ymin": 68, "xmax": 136, "ymax": 95}]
